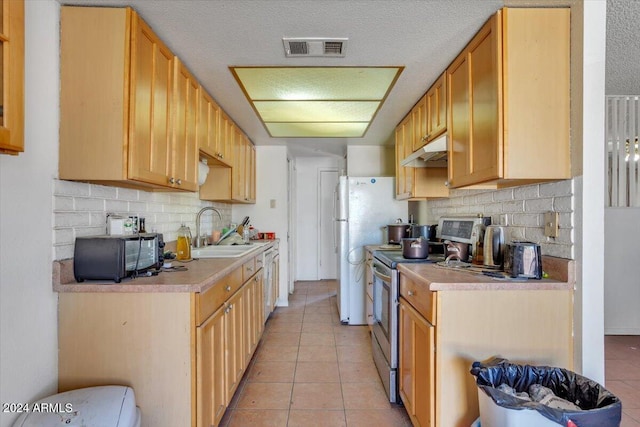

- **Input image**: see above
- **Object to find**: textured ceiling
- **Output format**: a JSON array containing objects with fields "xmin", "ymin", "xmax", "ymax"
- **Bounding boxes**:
[
  {"xmin": 57, "ymin": 0, "xmax": 631, "ymax": 157},
  {"xmin": 606, "ymin": 0, "xmax": 640, "ymax": 95}
]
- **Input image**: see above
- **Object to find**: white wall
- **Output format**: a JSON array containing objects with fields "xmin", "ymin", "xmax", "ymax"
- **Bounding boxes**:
[
  {"xmin": 294, "ymin": 156, "xmax": 340, "ymax": 280},
  {"xmin": 346, "ymin": 145, "xmax": 395, "ymax": 177},
  {"xmin": 0, "ymin": 3, "xmax": 59, "ymax": 426},
  {"xmin": 604, "ymin": 207, "xmax": 640, "ymax": 334},
  {"xmin": 233, "ymin": 146, "xmax": 290, "ymax": 305}
]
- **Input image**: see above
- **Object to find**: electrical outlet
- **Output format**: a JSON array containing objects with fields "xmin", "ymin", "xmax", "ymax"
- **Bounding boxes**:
[
  {"xmin": 270, "ymin": 199, "xmax": 276, "ymax": 209},
  {"xmin": 544, "ymin": 211, "xmax": 559, "ymax": 238}
]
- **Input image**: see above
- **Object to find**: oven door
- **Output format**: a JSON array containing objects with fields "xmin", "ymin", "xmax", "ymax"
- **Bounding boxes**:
[{"xmin": 371, "ymin": 260, "xmax": 398, "ymax": 369}]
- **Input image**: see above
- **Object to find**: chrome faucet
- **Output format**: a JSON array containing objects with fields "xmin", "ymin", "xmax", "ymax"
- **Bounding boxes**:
[{"xmin": 195, "ymin": 207, "xmax": 223, "ymax": 248}]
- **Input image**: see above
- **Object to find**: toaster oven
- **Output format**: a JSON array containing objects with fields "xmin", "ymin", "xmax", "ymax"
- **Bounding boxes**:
[{"xmin": 74, "ymin": 233, "xmax": 163, "ymax": 283}]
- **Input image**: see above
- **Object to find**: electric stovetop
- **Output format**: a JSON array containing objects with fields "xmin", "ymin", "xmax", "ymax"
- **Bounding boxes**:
[{"xmin": 374, "ymin": 249, "xmax": 445, "ymax": 269}]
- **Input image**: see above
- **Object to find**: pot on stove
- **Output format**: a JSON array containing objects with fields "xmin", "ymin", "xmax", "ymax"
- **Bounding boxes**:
[
  {"xmin": 402, "ymin": 237, "xmax": 429, "ymax": 259},
  {"xmin": 386, "ymin": 219, "xmax": 411, "ymax": 244},
  {"xmin": 444, "ymin": 240, "xmax": 470, "ymax": 262}
]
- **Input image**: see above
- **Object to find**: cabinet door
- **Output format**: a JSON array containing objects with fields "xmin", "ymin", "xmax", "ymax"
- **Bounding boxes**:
[
  {"xmin": 412, "ymin": 95, "xmax": 428, "ymax": 152},
  {"xmin": 271, "ymin": 255, "xmax": 280, "ymax": 311},
  {"xmin": 395, "ymin": 124, "xmax": 405, "ymax": 198},
  {"xmin": 231, "ymin": 129, "xmax": 248, "ymax": 202},
  {"xmin": 447, "ymin": 14, "xmax": 501, "ymax": 188},
  {"xmin": 399, "ymin": 297, "xmax": 435, "ymax": 427},
  {"xmin": 225, "ymin": 290, "xmax": 244, "ymax": 399},
  {"xmin": 128, "ymin": 14, "xmax": 174, "ymax": 186},
  {"xmin": 196, "ymin": 305, "xmax": 226, "ymax": 427},
  {"xmin": 0, "ymin": 0, "xmax": 24, "ymax": 155},
  {"xmin": 217, "ymin": 111, "xmax": 233, "ymax": 167},
  {"xmin": 171, "ymin": 59, "xmax": 199, "ymax": 191},
  {"xmin": 395, "ymin": 115, "xmax": 414, "ymax": 199},
  {"xmin": 426, "ymin": 72, "xmax": 446, "ymax": 141},
  {"xmin": 246, "ymin": 143, "xmax": 256, "ymax": 203}
]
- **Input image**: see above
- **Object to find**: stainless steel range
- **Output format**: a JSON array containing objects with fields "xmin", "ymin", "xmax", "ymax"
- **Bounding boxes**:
[
  {"xmin": 371, "ymin": 249, "xmax": 440, "ymax": 403},
  {"xmin": 371, "ymin": 215, "xmax": 490, "ymax": 404}
]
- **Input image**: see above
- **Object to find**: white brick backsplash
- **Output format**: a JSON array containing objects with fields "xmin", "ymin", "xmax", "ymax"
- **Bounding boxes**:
[
  {"xmin": 524, "ymin": 197, "xmax": 554, "ymax": 212},
  {"xmin": 90, "ymin": 185, "xmax": 117, "ymax": 199},
  {"xmin": 514, "ymin": 184, "xmax": 540, "ymax": 200},
  {"xmin": 511, "ymin": 213, "xmax": 539, "ymax": 227},
  {"xmin": 493, "ymin": 188, "xmax": 515, "ymax": 201},
  {"xmin": 54, "ymin": 196, "xmax": 74, "ymax": 210},
  {"xmin": 55, "ymin": 244, "xmax": 75, "ymax": 261},
  {"xmin": 553, "ymin": 196, "xmax": 573, "ymax": 212},
  {"xmin": 502, "ymin": 200, "xmax": 525, "ymax": 213},
  {"xmin": 476, "ymin": 192, "xmax": 495, "ymax": 204},
  {"xmin": 116, "ymin": 187, "xmax": 139, "ymax": 201},
  {"xmin": 52, "ymin": 179, "xmax": 232, "ymax": 261},
  {"xmin": 426, "ymin": 178, "xmax": 575, "ymax": 259},
  {"xmin": 55, "ymin": 212, "xmax": 91, "ymax": 227},
  {"xmin": 539, "ymin": 180, "xmax": 573, "ymax": 197},
  {"xmin": 54, "ymin": 228, "xmax": 74, "ymax": 245},
  {"xmin": 74, "ymin": 197, "xmax": 105, "ymax": 211},
  {"xmin": 55, "ymin": 179, "xmax": 91, "ymax": 197},
  {"xmin": 105, "ymin": 199, "xmax": 129, "ymax": 212},
  {"xmin": 128, "ymin": 201, "xmax": 148, "ymax": 213}
]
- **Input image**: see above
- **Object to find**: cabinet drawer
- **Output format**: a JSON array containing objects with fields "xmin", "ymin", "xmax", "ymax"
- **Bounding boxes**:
[
  {"xmin": 242, "ymin": 257, "xmax": 257, "ymax": 281},
  {"xmin": 400, "ymin": 273, "xmax": 436, "ymax": 325},
  {"xmin": 196, "ymin": 267, "xmax": 242, "ymax": 325}
]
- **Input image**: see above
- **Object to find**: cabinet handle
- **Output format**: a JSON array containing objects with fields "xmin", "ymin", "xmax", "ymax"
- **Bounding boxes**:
[
  {"xmin": 254, "ymin": 276, "xmax": 259, "ymax": 282},
  {"xmin": 169, "ymin": 177, "xmax": 175, "ymax": 184},
  {"xmin": 226, "ymin": 285, "xmax": 231, "ymax": 292},
  {"xmin": 408, "ymin": 290, "xmax": 415, "ymax": 296},
  {"xmin": 246, "ymin": 267, "xmax": 253, "ymax": 272},
  {"xmin": 229, "ymin": 304, "xmax": 233, "ymax": 310},
  {"xmin": 176, "ymin": 178, "xmax": 182, "ymax": 185}
]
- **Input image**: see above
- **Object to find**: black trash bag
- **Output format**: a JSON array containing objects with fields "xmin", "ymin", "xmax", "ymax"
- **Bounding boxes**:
[{"xmin": 470, "ymin": 358, "xmax": 622, "ymax": 427}]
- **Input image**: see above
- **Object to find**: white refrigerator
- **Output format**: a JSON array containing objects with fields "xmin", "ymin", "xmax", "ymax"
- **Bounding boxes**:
[{"xmin": 335, "ymin": 176, "xmax": 408, "ymax": 325}]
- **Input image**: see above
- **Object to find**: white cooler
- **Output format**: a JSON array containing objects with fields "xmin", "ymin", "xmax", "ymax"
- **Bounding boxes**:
[{"xmin": 12, "ymin": 385, "xmax": 141, "ymax": 427}]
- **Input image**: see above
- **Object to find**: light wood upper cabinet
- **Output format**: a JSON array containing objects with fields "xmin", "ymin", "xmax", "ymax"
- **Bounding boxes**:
[
  {"xmin": 0, "ymin": 0, "xmax": 24, "ymax": 155},
  {"xmin": 446, "ymin": 8, "xmax": 570, "ymax": 188},
  {"xmin": 171, "ymin": 59, "xmax": 199, "ymax": 191},
  {"xmin": 395, "ymin": 113, "xmax": 449, "ymax": 201},
  {"xmin": 127, "ymin": 15, "xmax": 174, "ymax": 187},
  {"xmin": 411, "ymin": 95, "xmax": 427, "ymax": 152},
  {"xmin": 426, "ymin": 72, "xmax": 447, "ymax": 143},
  {"xmin": 200, "ymin": 128, "xmax": 256, "ymax": 204},
  {"xmin": 197, "ymin": 88, "xmax": 233, "ymax": 168},
  {"xmin": 410, "ymin": 72, "xmax": 446, "ymax": 154},
  {"xmin": 59, "ymin": 6, "xmax": 199, "ymax": 191}
]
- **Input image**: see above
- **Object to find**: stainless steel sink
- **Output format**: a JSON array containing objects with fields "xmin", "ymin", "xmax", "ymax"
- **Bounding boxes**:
[{"xmin": 191, "ymin": 241, "xmax": 269, "ymax": 258}]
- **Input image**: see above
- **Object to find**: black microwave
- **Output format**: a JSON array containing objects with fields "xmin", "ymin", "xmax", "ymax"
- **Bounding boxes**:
[{"xmin": 74, "ymin": 233, "xmax": 164, "ymax": 283}]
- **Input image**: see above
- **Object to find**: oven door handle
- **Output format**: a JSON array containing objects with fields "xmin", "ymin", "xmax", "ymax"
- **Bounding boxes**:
[{"xmin": 373, "ymin": 265, "xmax": 392, "ymax": 283}]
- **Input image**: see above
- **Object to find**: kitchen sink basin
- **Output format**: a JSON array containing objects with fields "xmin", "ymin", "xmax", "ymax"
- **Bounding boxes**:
[{"xmin": 191, "ymin": 242, "xmax": 268, "ymax": 258}]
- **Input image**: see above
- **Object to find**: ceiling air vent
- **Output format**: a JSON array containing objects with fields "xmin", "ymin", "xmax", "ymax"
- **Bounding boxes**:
[{"xmin": 283, "ymin": 38, "xmax": 348, "ymax": 57}]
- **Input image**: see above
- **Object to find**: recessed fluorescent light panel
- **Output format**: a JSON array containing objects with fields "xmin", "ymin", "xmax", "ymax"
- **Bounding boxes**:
[{"xmin": 230, "ymin": 67, "xmax": 403, "ymax": 138}]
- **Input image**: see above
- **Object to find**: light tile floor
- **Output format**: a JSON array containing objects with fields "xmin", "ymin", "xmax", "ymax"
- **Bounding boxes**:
[
  {"xmin": 605, "ymin": 335, "xmax": 640, "ymax": 427},
  {"xmin": 220, "ymin": 280, "xmax": 412, "ymax": 427}
]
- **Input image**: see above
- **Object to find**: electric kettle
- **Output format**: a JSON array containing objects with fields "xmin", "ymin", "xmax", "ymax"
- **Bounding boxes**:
[{"xmin": 483, "ymin": 225, "xmax": 506, "ymax": 269}]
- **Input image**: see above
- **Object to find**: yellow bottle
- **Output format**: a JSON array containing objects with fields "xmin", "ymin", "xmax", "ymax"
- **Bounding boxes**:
[{"xmin": 176, "ymin": 224, "xmax": 192, "ymax": 261}]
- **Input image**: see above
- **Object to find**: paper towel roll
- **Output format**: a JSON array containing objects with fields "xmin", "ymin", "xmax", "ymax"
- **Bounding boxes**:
[{"xmin": 198, "ymin": 161, "xmax": 209, "ymax": 185}]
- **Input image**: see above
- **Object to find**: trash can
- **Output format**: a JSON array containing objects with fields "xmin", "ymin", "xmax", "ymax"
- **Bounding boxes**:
[{"xmin": 470, "ymin": 358, "xmax": 622, "ymax": 427}]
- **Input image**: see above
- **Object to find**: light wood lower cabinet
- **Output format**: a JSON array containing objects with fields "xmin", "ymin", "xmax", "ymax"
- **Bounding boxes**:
[
  {"xmin": 398, "ymin": 271, "xmax": 573, "ymax": 426},
  {"xmin": 197, "ymin": 304, "xmax": 226, "ymax": 427},
  {"xmin": 399, "ymin": 297, "xmax": 435, "ymax": 427},
  {"xmin": 59, "ymin": 262, "xmax": 264, "ymax": 427}
]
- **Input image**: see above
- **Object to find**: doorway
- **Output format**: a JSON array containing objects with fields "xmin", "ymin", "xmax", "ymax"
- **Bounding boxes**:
[{"xmin": 319, "ymin": 169, "xmax": 338, "ymax": 279}]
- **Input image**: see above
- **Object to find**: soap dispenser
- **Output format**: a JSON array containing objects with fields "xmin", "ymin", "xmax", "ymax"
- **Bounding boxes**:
[{"xmin": 176, "ymin": 224, "xmax": 192, "ymax": 261}]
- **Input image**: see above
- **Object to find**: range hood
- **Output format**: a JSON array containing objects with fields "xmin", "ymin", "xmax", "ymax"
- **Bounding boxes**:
[{"xmin": 400, "ymin": 134, "xmax": 448, "ymax": 168}]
